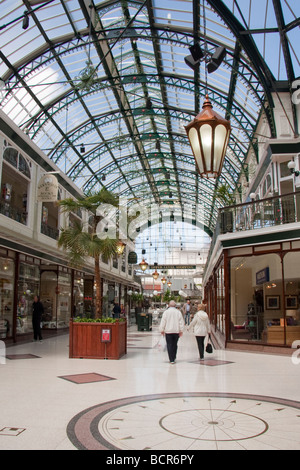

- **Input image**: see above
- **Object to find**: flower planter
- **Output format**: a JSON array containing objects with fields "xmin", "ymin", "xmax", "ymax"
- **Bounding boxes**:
[{"xmin": 69, "ymin": 319, "xmax": 127, "ymax": 360}]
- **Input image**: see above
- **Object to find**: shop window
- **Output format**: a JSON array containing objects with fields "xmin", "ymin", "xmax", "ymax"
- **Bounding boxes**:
[
  {"xmin": 73, "ymin": 275, "xmax": 84, "ymax": 317},
  {"xmin": 40, "ymin": 271, "xmax": 57, "ymax": 329},
  {"xmin": 283, "ymin": 252, "xmax": 300, "ymax": 347},
  {"xmin": 57, "ymin": 271, "xmax": 71, "ymax": 328},
  {"xmin": 41, "ymin": 194, "xmax": 60, "ymax": 240},
  {"xmin": 40, "ymin": 269, "xmax": 71, "ymax": 329},
  {"xmin": 3, "ymin": 143, "xmax": 31, "ymax": 178},
  {"xmin": 0, "ymin": 257, "xmax": 14, "ymax": 338},
  {"xmin": 230, "ymin": 254, "xmax": 284, "ymax": 344},
  {"xmin": 1, "ymin": 148, "xmax": 30, "ymax": 225},
  {"xmin": 17, "ymin": 263, "xmax": 40, "ymax": 336}
]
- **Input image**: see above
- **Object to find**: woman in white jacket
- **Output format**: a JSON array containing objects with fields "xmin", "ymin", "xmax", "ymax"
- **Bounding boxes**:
[{"xmin": 188, "ymin": 303, "xmax": 211, "ymax": 360}]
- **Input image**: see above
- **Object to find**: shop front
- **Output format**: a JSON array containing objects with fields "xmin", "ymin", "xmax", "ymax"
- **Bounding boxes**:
[
  {"xmin": 0, "ymin": 247, "xmax": 93, "ymax": 342},
  {"xmin": 205, "ymin": 241, "xmax": 300, "ymax": 348}
]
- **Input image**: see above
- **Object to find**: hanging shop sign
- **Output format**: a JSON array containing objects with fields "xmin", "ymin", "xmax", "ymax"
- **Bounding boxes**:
[
  {"xmin": 256, "ymin": 267, "xmax": 270, "ymax": 285},
  {"xmin": 149, "ymin": 265, "xmax": 196, "ymax": 270},
  {"xmin": 128, "ymin": 251, "xmax": 138, "ymax": 264},
  {"xmin": 37, "ymin": 174, "xmax": 58, "ymax": 202}
]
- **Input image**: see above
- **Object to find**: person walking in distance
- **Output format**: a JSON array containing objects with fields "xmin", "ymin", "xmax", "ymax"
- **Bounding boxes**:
[
  {"xmin": 183, "ymin": 299, "xmax": 192, "ymax": 325},
  {"xmin": 188, "ymin": 303, "xmax": 211, "ymax": 361},
  {"xmin": 159, "ymin": 300, "xmax": 184, "ymax": 364},
  {"xmin": 32, "ymin": 296, "xmax": 44, "ymax": 342}
]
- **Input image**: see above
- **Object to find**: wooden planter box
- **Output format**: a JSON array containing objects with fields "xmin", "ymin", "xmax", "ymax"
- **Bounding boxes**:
[{"xmin": 69, "ymin": 319, "xmax": 127, "ymax": 360}]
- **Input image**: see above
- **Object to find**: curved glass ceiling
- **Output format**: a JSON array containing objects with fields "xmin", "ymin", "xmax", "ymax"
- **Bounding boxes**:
[{"xmin": 0, "ymin": 0, "xmax": 299, "ymax": 236}]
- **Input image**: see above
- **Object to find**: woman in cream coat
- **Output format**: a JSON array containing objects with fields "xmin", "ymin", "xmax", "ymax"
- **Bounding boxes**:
[{"xmin": 188, "ymin": 303, "xmax": 211, "ymax": 360}]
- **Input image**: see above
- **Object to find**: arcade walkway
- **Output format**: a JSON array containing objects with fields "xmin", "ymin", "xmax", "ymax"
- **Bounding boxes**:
[{"xmin": 0, "ymin": 326, "xmax": 299, "ymax": 451}]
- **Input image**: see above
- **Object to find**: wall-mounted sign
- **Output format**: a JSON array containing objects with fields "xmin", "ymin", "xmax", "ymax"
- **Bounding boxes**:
[
  {"xmin": 256, "ymin": 267, "xmax": 270, "ymax": 285},
  {"xmin": 37, "ymin": 174, "xmax": 58, "ymax": 202},
  {"xmin": 149, "ymin": 265, "xmax": 196, "ymax": 270},
  {"xmin": 101, "ymin": 328, "xmax": 111, "ymax": 343},
  {"xmin": 128, "ymin": 251, "xmax": 137, "ymax": 264}
]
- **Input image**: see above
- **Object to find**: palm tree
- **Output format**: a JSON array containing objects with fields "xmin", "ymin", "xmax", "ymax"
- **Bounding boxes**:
[{"xmin": 58, "ymin": 189, "xmax": 120, "ymax": 318}]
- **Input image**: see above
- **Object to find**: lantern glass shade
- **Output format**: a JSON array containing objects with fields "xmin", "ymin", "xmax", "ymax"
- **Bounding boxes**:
[
  {"xmin": 152, "ymin": 269, "xmax": 159, "ymax": 280},
  {"xmin": 139, "ymin": 258, "xmax": 148, "ymax": 271},
  {"xmin": 185, "ymin": 95, "xmax": 231, "ymax": 178},
  {"xmin": 161, "ymin": 276, "xmax": 167, "ymax": 284}
]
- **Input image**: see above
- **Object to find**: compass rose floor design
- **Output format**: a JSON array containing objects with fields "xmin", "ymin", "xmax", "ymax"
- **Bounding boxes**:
[
  {"xmin": 67, "ymin": 392, "xmax": 300, "ymax": 450},
  {"xmin": 0, "ymin": 325, "xmax": 300, "ymax": 450}
]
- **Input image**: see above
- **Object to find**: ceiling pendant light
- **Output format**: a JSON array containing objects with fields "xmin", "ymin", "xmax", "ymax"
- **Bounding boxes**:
[
  {"xmin": 116, "ymin": 241, "xmax": 126, "ymax": 255},
  {"xmin": 139, "ymin": 258, "xmax": 149, "ymax": 272},
  {"xmin": 152, "ymin": 269, "xmax": 159, "ymax": 280},
  {"xmin": 185, "ymin": 95, "xmax": 231, "ymax": 179}
]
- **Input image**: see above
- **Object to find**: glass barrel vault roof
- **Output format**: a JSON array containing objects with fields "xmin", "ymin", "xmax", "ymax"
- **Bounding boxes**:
[{"xmin": 0, "ymin": 0, "xmax": 299, "ymax": 237}]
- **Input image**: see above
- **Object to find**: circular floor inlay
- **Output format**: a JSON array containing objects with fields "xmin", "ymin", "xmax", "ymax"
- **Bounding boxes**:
[{"xmin": 67, "ymin": 392, "xmax": 300, "ymax": 450}]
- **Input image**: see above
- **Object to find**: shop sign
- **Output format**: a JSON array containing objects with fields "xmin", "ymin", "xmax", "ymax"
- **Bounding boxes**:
[
  {"xmin": 149, "ymin": 264, "xmax": 196, "ymax": 270},
  {"xmin": 101, "ymin": 328, "xmax": 111, "ymax": 343},
  {"xmin": 128, "ymin": 251, "xmax": 137, "ymax": 264},
  {"xmin": 37, "ymin": 174, "xmax": 58, "ymax": 202},
  {"xmin": 256, "ymin": 267, "xmax": 269, "ymax": 285}
]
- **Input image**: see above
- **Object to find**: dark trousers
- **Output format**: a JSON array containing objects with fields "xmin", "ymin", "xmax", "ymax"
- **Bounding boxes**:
[
  {"xmin": 32, "ymin": 319, "xmax": 42, "ymax": 341},
  {"xmin": 165, "ymin": 333, "xmax": 179, "ymax": 362},
  {"xmin": 196, "ymin": 336, "xmax": 205, "ymax": 359}
]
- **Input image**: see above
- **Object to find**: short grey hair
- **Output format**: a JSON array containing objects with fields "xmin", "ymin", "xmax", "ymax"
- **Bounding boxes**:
[{"xmin": 169, "ymin": 300, "xmax": 176, "ymax": 307}]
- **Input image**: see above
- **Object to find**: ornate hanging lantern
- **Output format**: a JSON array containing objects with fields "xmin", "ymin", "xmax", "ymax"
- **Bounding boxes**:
[
  {"xmin": 185, "ymin": 95, "xmax": 231, "ymax": 178},
  {"xmin": 152, "ymin": 269, "xmax": 159, "ymax": 280},
  {"xmin": 139, "ymin": 258, "xmax": 149, "ymax": 272},
  {"xmin": 161, "ymin": 276, "xmax": 167, "ymax": 284},
  {"xmin": 116, "ymin": 241, "xmax": 126, "ymax": 255}
]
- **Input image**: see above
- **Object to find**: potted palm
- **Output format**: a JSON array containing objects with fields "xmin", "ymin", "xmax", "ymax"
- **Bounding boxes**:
[
  {"xmin": 58, "ymin": 188, "xmax": 119, "ymax": 318},
  {"xmin": 58, "ymin": 189, "xmax": 127, "ymax": 359}
]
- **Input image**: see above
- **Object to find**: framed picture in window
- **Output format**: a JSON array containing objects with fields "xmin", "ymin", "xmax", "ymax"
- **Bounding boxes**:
[
  {"xmin": 266, "ymin": 295, "xmax": 280, "ymax": 310},
  {"xmin": 285, "ymin": 295, "xmax": 298, "ymax": 310}
]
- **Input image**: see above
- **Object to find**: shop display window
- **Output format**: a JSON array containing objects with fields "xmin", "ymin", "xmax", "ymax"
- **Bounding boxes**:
[
  {"xmin": 40, "ymin": 269, "xmax": 71, "ymax": 329},
  {"xmin": 17, "ymin": 263, "xmax": 40, "ymax": 335},
  {"xmin": 229, "ymin": 252, "xmax": 300, "ymax": 346},
  {"xmin": 73, "ymin": 274, "xmax": 84, "ymax": 317},
  {"xmin": 1, "ymin": 160, "xmax": 29, "ymax": 226},
  {"xmin": 57, "ymin": 271, "xmax": 71, "ymax": 328},
  {"xmin": 0, "ymin": 257, "xmax": 14, "ymax": 338},
  {"xmin": 40, "ymin": 270, "xmax": 57, "ymax": 329}
]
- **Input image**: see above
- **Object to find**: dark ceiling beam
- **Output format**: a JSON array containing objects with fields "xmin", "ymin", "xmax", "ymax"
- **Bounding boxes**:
[{"xmin": 206, "ymin": 0, "xmax": 277, "ymax": 137}]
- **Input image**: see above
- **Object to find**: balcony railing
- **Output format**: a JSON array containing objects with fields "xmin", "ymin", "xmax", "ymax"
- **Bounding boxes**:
[
  {"xmin": 41, "ymin": 222, "xmax": 59, "ymax": 240},
  {"xmin": 205, "ymin": 191, "xmax": 300, "ymax": 276},
  {"xmin": 219, "ymin": 191, "xmax": 300, "ymax": 234},
  {"xmin": 0, "ymin": 200, "xmax": 27, "ymax": 225}
]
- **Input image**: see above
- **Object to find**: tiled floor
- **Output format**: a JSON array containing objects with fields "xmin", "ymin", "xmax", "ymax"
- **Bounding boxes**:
[{"xmin": 0, "ymin": 325, "xmax": 299, "ymax": 450}]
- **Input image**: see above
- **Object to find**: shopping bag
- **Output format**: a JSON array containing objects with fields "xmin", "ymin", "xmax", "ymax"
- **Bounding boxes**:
[{"xmin": 154, "ymin": 335, "xmax": 167, "ymax": 352}]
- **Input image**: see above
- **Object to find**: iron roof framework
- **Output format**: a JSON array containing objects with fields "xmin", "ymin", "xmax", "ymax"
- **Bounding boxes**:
[{"xmin": 0, "ymin": 0, "xmax": 299, "ymax": 237}]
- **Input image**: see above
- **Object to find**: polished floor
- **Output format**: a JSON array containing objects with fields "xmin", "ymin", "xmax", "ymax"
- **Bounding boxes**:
[{"xmin": 0, "ymin": 325, "xmax": 300, "ymax": 451}]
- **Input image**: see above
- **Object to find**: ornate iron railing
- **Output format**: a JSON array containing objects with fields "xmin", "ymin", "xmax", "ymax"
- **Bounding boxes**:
[{"xmin": 204, "ymin": 191, "xmax": 300, "ymax": 276}]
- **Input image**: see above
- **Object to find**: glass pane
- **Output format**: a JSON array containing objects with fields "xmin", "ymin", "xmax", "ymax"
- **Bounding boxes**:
[
  {"xmin": 230, "ymin": 254, "xmax": 284, "ymax": 344},
  {"xmin": 213, "ymin": 124, "xmax": 227, "ymax": 172},
  {"xmin": 200, "ymin": 124, "xmax": 212, "ymax": 172},
  {"xmin": 283, "ymin": 252, "xmax": 300, "ymax": 347},
  {"xmin": 57, "ymin": 272, "xmax": 71, "ymax": 328},
  {"xmin": 17, "ymin": 263, "xmax": 40, "ymax": 336},
  {"xmin": 0, "ymin": 257, "xmax": 14, "ymax": 338}
]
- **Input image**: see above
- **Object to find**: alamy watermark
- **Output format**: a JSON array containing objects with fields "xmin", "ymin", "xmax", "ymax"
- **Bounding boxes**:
[
  {"xmin": 291, "ymin": 341, "xmax": 300, "ymax": 365},
  {"xmin": 95, "ymin": 198, "xmax": 206, "ymax": 241},
  {"xmin": 292, "ymin": 79, "xmax": 300, "ymax": 105}
]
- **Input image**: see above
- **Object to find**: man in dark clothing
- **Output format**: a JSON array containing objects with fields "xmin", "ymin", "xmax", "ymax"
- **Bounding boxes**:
[
  {"xmin": 32, "ymin": 296, "xmax": 44, "ymax": 342},
  {"xmin": 112, "ymin": 302, "xmax": 121, "ymax": 319}
]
